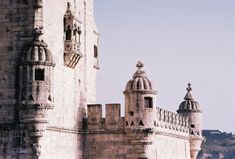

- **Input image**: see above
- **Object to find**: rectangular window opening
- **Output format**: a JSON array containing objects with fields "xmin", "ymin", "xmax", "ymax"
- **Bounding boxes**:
[
  {"xmin": 94, "ymin": 45, "xmax": 98, "ymax": 58},
  {"xmin": 129, "ymin": 111, "xmax": 134, "ymax": 116},
  {"xmin": 35, "ymin": 68, "xmax": 45, "ymax": 81},
  {"xmin": 144, "ymin": 97, "xmax": 153, "ymax": 108}
]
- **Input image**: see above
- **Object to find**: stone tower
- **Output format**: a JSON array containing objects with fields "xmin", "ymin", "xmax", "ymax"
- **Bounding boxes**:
[
  {"xmin": 124, "ymin": 61, "xmax": 157, "ymax": 129},
  {"xmin": 177, "ymin": 83, "xmax": 204, "ymax": 159},
  {"xmin": 0, "ymin": 0, "xmax": 98, "ymax": 158},
  {"xmin": 0, "ymin": 0, "xmax": 204, "ymax": 158}
]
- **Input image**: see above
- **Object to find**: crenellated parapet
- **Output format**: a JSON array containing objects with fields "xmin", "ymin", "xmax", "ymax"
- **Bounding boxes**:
[
  {"xmin": 84, "ymin": 104, "xmax": 125, "ymax": 132},
  {"xmin": 155, "ymin": 107, "xmax": 189, "ymax": 134},
  {"xmin": 84, "ymin": 104, "xmax": 189, "ymax": 135}
]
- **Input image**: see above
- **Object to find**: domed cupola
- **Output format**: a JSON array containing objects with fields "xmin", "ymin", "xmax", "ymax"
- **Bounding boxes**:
[
  {"xmin": 21, "ymin": 29, "xmax": 54, "ymax": 66},
  {"xmin": 124, "ymin": 61, "xmax": 157, "ymax": 129},
  {"xmin": 125, "ymin": 61, "xmax": 155, "ymax": 92},
  {"xmin": 178, "ymin": 83, "xmax": 201, "ymax": 113}
]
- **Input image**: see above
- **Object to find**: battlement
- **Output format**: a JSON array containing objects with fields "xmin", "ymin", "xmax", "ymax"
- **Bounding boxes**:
[
  {"xmin": 85, "ymin": 104, "xmax": 189, "ymax": 134},
  {"xmin": 155, "ymin": 107, "xmax": 189, "ymax": 134},
  {"xmin": 85, "ymin": 104, "xmax": 125, "ymax": 131}
]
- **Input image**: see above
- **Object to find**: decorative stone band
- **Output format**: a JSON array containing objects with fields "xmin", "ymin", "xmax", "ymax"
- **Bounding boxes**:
[
  {"xmin": 123, "ymin": 90, "xmax": 157, "ymax": 95},
  {"xmin": 46, "ymin": 126, "xmax": 189, "ymax": 140},
  {"xmin": 20, "ymin": 61, "xmax": 56, "ymax": 67},
  {"xmin": 19, "ymin": 103, "xmax": 54, "ymax": 110},
  {"xmin": 131, "ymin": 140, "xmax": 153, "ymax": 145},
  {"xmin": 18, "ymin": 103, "xmax": 54, "ymax": 137}
]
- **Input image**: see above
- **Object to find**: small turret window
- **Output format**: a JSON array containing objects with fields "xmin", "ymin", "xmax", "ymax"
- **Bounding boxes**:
[
  {"xmin": 144, "ymin": 97, "xmax": 153, "ymax": 108},
  {"xmin": 129, "ymin": 111, "xmax": 134, "ymax": 116},
  {"xmin": 94, "ymin": 45, "xmax": 98, "ymax": 58},
  {"xmin": 35, "ymin": 68, "xmax": 44, "ymax": 81},
  {"xmin": 191, "ymin": 124, "xmax": 195, "ymax": 128}
]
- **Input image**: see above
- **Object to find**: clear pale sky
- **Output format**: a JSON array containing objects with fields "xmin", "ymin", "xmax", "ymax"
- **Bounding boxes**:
[{"xmin": 94, "ymin": 0, "xmax": 235, "ymax": 133}]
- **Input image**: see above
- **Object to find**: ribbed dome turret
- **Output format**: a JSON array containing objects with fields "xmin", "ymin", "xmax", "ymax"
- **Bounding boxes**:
[
  {"xmin": 21, "ymin": 29, "xmax": 54, "ymax": 66},
  {"xmin": 125, "ymin": 61, "xmax": 155, "ymax": 92},
  {"xmin": 177, "ymin": 83, "xmax": 201, "ymax": 113}
]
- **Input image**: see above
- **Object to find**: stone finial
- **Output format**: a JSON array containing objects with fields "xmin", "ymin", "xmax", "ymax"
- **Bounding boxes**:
[
  {"xmin": 67, "ymin": 2, "xmax": 72, "ymax": 11},
  {"xmin": 33, "ymin": 27, "xmax": 44, "ymax": 40},
  {"xmin": 186, "ymin": 83, "xmax": 192, "ymax": 92},
  {"xmin": 184, "ymin": 83, "xmax": 194, "ymax": 100},
  {"xmin": 133, "ymin": 61, "xmax": 147, "ymax": 78},
  {"xmin": 178, "ymin": 82, "xmax": 201, "ymax": 112},
  {"xmin": 136, "ymin": 61, "xmax": 144, "ymax": 68},
  {"xmin": 125, "ymin": 61, "xmax": 155, "ymax": 91}
]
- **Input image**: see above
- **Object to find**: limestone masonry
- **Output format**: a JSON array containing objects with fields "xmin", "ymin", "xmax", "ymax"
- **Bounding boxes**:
[{"xmin": 0, "ymin": 0, "xmax": 203, "ymax": 159}]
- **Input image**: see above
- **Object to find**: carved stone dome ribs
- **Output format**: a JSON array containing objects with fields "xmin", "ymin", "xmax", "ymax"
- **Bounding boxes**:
[
  {"xmin": 179, "ymin": 100, "xmax": 201, "ymax": 112},
  {"xmin": 124, "ymin": 61, "xmax": 156, "ymax": 93},
  {"xmin": 21, "ymin": 30, "xmax": 55, "ymax": 66},
  {"xmin": 177, "ymin": 83, "xmax": 201, "ymax": 113}
]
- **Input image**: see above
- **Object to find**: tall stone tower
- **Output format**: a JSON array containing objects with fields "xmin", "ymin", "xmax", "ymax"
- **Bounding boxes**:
[
  {"xmin": 0, "ymin": 0, "xmax": 98, "ymax": 158},
  {"xmin": 177, "ymin": 83, "xmax": 204, "ymax": 159},
  {"xmin": 0, "ymin": 0, "xmax": 204, "ymax": 158}
]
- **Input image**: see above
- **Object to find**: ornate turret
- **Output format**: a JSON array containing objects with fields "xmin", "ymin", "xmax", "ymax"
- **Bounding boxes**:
[
  {"xmin": 124, "ymin": 61, "xmax": 156, "ymax": 129},
  {"xmin": 63, "ymin": 2, "xmax": 82, "ymax": 68},
  {"xmin": 177, "ymin": 83, "xmax": 203, "ymax": 159},
  {"xmin": 18, "ymin": 28, "xmax": 55, "ymax": 138}
]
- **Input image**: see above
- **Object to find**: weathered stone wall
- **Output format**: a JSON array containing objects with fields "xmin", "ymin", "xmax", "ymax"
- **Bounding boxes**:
[
  {"xmin": 0, "ymin": 0, "xmax": 35, "ymax": 124},
  {"xmin": 0, "ymin": 0, "xmax": 98, "ymax": 158},
  {"xmin": 83, "ymin": 130, "xmax": 190, "ymax": 159},
  {"xmin": 153, "ymin": 134, "xmax": 190, "ymax": 159},
  {"xmin": 41, "ymin": 129, "xmax": 81, "ymax": 159},
  {"xmin": 43, "ymin": 0, "xmax": 98, "ymax": 128},
  {"xmin": 0, "ymin": 0, "xmax": 201, "ymax": 158},
  {"xmin": 84, "ymin": 104, "xmax": 191, "ymax": 159},
  {"xmin": 41, "ymin": 0, "xmax": 99, "ymax": 158}
]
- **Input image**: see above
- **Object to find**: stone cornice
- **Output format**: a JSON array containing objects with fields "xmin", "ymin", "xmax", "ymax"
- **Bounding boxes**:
[{"xmin": 46, "ymin": 125, "xmax": 189, "ymax": 140}]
